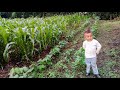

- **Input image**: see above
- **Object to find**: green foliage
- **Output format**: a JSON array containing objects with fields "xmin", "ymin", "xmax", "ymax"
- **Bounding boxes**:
[
  {"xmin": 0, "ymin": 13, "xmax": 87, "ymax": 64},
  {"xmin": 55, "ymin": 60, "xmax": 67, "ymax": 69},
  {"xmin": 88, "ymin": 12, "xmax": 120, "ymax": 20},
  {"xmin": 9, "ymin": 40, "xmax": 66, "ymax": 78},
  {"xmin": 65, "ymin": 69, "xmax": 75, "ymax": 78},
  {"xmin": 9, "ymin": 66, "xmax": 29, "ymax": 78},
  {"xmin": 106, "ymin": 49, "xmax": 120, "ymax": 59},
  {"xmin": 64, "ymin": 49, "xmax": 75, "ymax": 63},
  {"xmin": 8, "ymin": 13, "xmax": 96, "ymax": 78},
  {"xmin": 49, "ymin": 46, "xmax": 60, "ymax": 55},
  {"xmin": 99, "ymin": 60, "xmax": 120, "ymax": 78},
  {"xmin": 91, "ymin": 16, "xmax": 99, "ymax": 38},
  {"xmin": 3, "ymin": 42, "xmax": 15, "ymax": 62},
  {"xmin": 47, "ymin": 71, "xmax": 56, "ymax": 78},
  {"xmin": 58, "ymin": 40, "xmax": 68, "ymax": 48},
  {"xmin": 72, "ymin": 47, "xmax": 85, "ymax": 68}
]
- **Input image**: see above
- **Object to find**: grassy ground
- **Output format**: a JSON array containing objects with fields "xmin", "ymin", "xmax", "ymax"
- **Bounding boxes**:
[
  {"xmin": 41, "ymin": 19, "xmax": 120, "ymax": 78},
  {"xmin": 96, "ymin": 20, "xmax": 120, "ymax": 78}
]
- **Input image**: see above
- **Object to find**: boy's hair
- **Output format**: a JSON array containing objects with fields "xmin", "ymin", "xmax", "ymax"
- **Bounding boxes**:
[{"xmin": 84, "ymin": 27, "xmax": 92, "ymax": 35}]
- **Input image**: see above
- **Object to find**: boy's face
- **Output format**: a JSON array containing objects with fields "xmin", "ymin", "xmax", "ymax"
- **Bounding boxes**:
[{"xmin": 84, "ymin": 33, "xmax": 93, "ymax": 41}]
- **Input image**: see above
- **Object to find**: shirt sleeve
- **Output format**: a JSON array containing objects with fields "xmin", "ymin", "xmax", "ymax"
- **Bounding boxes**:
[
  {"xmin": 82, "ymin": 41, "xmax": 86, "ymax": 49},
  {"xmin": 96, "ymin": 40, "xmax": 102, "ymax": 54}
]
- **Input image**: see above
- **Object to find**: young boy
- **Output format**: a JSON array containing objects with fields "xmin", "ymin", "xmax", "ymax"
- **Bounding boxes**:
[{"xmin": 82, "ymin": 28, "xmax": 102, "ymax": 78}]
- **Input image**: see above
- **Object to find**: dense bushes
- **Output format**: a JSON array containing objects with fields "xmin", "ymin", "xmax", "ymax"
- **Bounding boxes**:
[
  {"xmin": 88, "ymin": 12, "xmax": 120, "ymax": 20},
  {"xmin": 0, "ymin": 12, "xmax": 77, "ymax": 18},
  {"xmin": 1, "ymin": 12, "xmax": 120, "ymax": 20}
]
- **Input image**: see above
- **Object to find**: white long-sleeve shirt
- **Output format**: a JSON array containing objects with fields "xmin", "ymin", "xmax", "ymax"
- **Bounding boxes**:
[{"xmin": 82, "ymin": 39, "xmax": 102, "ymax": 58}]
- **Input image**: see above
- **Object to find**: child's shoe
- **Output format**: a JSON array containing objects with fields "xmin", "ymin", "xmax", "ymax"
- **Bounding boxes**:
[
  {"xmin": 94, "ymin": 74, "xmax": 101, "ymax": 78},
  {"xmin": 86, "ymin": 73, "xmax": 90, "ymax": 76}
]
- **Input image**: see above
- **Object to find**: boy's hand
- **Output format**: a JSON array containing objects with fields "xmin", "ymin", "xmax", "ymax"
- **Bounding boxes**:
[{"xmin": 96, "ymin": 51, "xmax": 99, "ymax": 55}]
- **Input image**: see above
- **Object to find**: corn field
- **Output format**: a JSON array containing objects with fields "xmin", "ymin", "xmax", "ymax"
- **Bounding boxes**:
[{"xmin": 0, "ymin": 13, "xmax": 90, "ymax": 64}]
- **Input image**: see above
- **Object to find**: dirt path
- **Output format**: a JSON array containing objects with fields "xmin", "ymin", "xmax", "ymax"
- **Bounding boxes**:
[{"xmin": 96, "ymin": 20, "xmax": 120, "ymax": 78}]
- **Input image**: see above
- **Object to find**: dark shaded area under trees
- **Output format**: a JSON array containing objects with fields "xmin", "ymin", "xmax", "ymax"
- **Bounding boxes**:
[{"xmin": 0, "ymin": 12, "xmax": 120, "ymax": 20}]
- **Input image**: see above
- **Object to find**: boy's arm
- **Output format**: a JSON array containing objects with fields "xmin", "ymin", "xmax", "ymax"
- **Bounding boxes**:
[
  {"xmin": 96, "ymin": 40, "xmax": 102, "ymax": 54},
  {"xmin": 82, "ymin": 41, "xmax": 86, "ymax": 49}
]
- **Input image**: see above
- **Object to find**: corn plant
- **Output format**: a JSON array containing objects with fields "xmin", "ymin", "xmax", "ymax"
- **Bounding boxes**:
[
  {"xmin": 8, "ymin": 13, "xmax": 96, "ymax": 77},
  {"xmin": 9, "ymin": 40, "xmax": 65, "ymax": 78},
  {"xmin": 0, "ymin": 13, "xmax": 91, "ymax": 64}
]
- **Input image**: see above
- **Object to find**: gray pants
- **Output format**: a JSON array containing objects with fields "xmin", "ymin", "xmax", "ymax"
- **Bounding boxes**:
[{"xmin": 85, "ymin": 57, "xmax": 99, "ymax": 74}]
